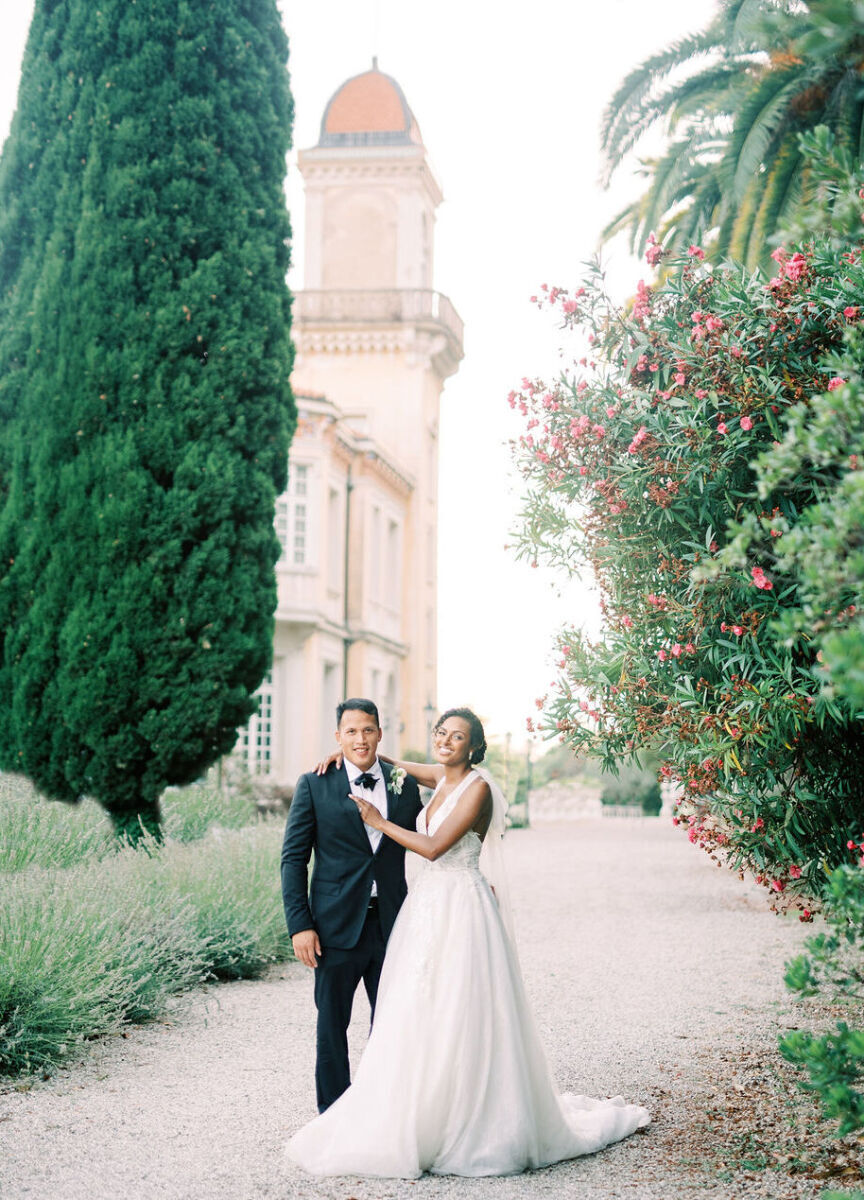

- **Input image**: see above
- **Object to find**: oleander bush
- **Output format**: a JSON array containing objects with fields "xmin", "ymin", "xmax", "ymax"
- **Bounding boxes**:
[
  {"xmin": 511, "ymin": 222, "xmax": 864, "ymax": 902},
  {"xmin": 0, "ymin": 820, "xmax": 289, "ymax": 1075},
  {"xmin": 782, "ymin": 865, "xmax": 864, "ymax": 1138}
]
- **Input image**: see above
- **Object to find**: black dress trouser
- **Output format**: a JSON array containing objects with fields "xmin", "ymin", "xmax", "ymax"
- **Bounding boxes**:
[{"xmin": 313, "ymin": 903, "xmax": 386, "ymax": 1113}]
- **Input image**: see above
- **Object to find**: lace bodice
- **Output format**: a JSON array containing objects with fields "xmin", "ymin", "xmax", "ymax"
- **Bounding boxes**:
[{"xmin": 417, "ymin": 770, "xmax": 483, "ymax": 872}]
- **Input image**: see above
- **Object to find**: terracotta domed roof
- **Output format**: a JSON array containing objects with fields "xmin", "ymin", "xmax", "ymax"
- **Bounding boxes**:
[{"xmin": 319, "ymin": 61, "xmax": 423, "ymax": 147}]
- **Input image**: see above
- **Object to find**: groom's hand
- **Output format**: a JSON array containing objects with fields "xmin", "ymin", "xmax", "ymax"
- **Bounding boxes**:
[{"xmin": 292, "ymin": 929, "xmax": 321, "ymax": 969}]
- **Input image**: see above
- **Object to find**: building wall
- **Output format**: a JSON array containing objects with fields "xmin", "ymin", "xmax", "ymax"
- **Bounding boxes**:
[{"xmin": 237, "ymin": 86, "xmax": 461, "ymax": 786}]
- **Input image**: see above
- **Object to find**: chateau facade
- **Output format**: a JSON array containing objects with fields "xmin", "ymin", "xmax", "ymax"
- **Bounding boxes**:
[{"xmin": 239, "ymin": 64, "xmax": 463, "ymax": 783}]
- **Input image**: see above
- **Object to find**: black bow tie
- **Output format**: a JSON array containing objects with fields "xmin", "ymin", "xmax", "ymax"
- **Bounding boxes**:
[{"xmin": 354, "ymin": 771, "xmax": 378, "ymax": 790}]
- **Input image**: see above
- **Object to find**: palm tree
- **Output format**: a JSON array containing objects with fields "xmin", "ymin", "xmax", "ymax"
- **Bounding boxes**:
[{"xmin": 601, "ymin": 0, "xmax": 864, "ymax": 270}]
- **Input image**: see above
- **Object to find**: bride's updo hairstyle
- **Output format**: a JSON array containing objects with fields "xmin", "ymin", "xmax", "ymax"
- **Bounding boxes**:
[{"xmin": 434, "ymin": 707, "xmax": 487, "ymax": 765}]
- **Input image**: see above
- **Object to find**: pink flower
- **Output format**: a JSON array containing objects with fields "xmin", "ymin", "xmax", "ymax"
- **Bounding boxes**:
[
  {"xmin": 606, "ymin": 405, "xmax": 617, "ymax": 418},
  {"xmin": 789, "ymin": 864, "xmax": 802, "ymax": 879},
  {"xmin": 740, "ymin": 415, "xmax": 753, "ymax": 431},
  {"xmin": 645, "ymin": 232, "xmax": 664, "ymax": 267},
  {"xmin": 848, "ymin": 840, "xmax": 858, "ymax": 850},
  {"xmin": 687, "ymin": 245, "xmax": 705, "ymax": 260},
  {"xmin": 673, "ymin": 372, "xmax": 686, "ymax": 386},
  {"xmin": 685, "ymin": 642, "xmax": 695, "ymax": 654},
  {"xmin": 705, "ymin": 315, "xmax": 724, "ymax": 333},
  {"xmin": 695, "ymin": 389, "xmax": 708, "ymax": 399},
  {"xmin": 622, "ymin": 614, "xmax": 633, "ymax": 628},
  {"xmin": 730, "ymin": 346, "xmax": 742, "ymax": 358},
  {"xmin": 751, "ymin": 566, "xmax": 773, "ymax": 591},
  {"xmin": 633, "ymin": 280, "xmax": 653, "ymax": 320},
  {"xmin": 844, "ymin": 306, "xmax": 859, "ymax": 319},
  {"xmin": 720, "ymin": 621, "xmax": 727, "ymax": 632},
  {"xmin": 579, "ymin": 465, "xmax": 588, "ymax": 476},
  {"xmin": 732, "ymin": 625, "xmax": 744, "ymax": 637},
  {"xmin": 671, "ymin": 643, "xmax": 682, "ymax": 658},
  {"xmin": 827, "ymin": 376, "xmax": 845, "ymax": 391},
  {"xmin": 717, "ymin": 422, "xmax": 728, "ymax": 435},
  {"xmin": 770, "ymin": 879, "xmax": 785, "ymax": 893},
  {"xmin": 657, "ymin": 649, "xmax": 667, "ymax": 662},
  {"xmin": 562, "ymin": 299, "xmax": 578, "ymax": 315},
  {"xmin": 785, "ymin": 252, "xmax": 808, "ymax": 282}
]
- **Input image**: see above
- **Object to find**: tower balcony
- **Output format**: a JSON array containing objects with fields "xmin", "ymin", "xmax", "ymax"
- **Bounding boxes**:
[{"xmin": 293, "ymin": 288, "xmax": 464, "ymax": 375}]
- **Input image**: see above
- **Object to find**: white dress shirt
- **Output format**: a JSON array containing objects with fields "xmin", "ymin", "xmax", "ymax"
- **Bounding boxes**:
[{"xmin": 347, "ymin": 759, "xmax": 388, "ymax": 897}]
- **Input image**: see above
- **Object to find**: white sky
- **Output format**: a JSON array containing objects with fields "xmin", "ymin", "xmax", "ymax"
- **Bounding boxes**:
[{"xmin": 0, "ymin": 0, "xmax": 716, "ymax": 748}]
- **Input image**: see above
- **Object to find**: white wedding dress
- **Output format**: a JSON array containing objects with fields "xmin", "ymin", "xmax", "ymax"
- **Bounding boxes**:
[{"xmin": 286, "ymin": 770, "xmax": 649, "ymax": 1178}]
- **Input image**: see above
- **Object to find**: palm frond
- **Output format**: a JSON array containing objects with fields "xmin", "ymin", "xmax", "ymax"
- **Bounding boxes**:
[
  {"xmin": 727, "ymin": 0, "xmax": 780, "ymax": 46},
  {"xmin": 599, "ymin": 200, "xmax": 643, "ymax": 252},
  {"xmin": 667, "ymin": 175, "xmax": 725, "ymax": 249},
  {"xmin": 750, "ymin": 135, "xmax": 804, "ymax": 269},
  {"xmin": 599, "ymin": 0, "xmax": 864, "ymax": 264},
  {"xmin": 602, "ymin": 63, "xmax": 745, "ymax": 184},
  {"xmin": 726, "ymin": 64, "xmax": 815, "ymax": 199},
  {"xmin": 631, "ymin": 137, "xmax": 721, "ymax": 254},
  {"xmin": 822, "ymin": 68, "xmax": 864, "ymax": 154},
  {"xmin": 727, "ymin": 175, "xmax": 763, "ymax": 262},
  {"xmin": 599, "ymin": 26, "xmax": 728, "ymax": 182}
]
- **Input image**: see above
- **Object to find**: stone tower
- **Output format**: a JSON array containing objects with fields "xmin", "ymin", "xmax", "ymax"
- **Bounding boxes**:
[{"xmin": 291, "ymin": 62, "xmax": 463, "ymax": 754}]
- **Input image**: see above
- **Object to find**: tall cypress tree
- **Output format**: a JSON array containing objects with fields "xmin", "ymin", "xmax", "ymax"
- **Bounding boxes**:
[{"xmin": 0, "ymin": 0, "xmax": 295, "ymax": 839}]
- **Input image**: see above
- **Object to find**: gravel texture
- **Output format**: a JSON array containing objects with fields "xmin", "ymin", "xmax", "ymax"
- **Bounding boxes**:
[{"xmin": 0, "ymin": 817, "xmax": 826, "ymax": 1200}]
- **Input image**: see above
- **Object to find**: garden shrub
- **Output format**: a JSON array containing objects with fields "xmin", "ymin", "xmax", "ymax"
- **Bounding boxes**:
[
  {"xmin": 0, "ymin": 823, "xmax": 289, "ymax": 1074},
  {"xmin": 512, "ymin": 229, "xmax": 864, "ymax": 901}
]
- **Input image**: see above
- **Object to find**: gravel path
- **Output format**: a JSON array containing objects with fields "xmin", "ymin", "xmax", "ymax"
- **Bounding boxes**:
[{"xmin": 1, "ymin": 818, "xmax": 818, "ymax": 1200}]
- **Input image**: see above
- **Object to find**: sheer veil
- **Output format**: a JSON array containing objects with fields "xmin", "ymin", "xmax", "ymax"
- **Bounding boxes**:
[{"xmin": 474, "ymin": 766, "xmax": 518, "ymax": 949}]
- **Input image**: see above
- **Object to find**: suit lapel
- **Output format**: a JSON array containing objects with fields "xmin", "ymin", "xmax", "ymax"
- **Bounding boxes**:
[
  {"xmin": 373, "ymin": 761, "xmax": 394, "ymax": 851},
  {"xmin": 331, "ymin": 764, "xmax": 373, "ymax": 853}
]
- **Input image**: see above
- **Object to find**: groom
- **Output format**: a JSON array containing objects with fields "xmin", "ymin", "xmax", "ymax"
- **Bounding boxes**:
[{"xmin": 280, "ymin": 697, "xmax": 422, "ymax": 1112}]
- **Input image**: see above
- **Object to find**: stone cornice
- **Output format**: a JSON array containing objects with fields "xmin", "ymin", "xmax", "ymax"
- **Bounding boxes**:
[
  {"xmin": 294, "ymin": 326, "xmax": 461, "ymax": 381},
  {"xmin": 355, "ymin": 446, "xmax": 414, "ymax": 497},
  {"xmin": 289, "ymin": 394, "xmax": 416, "ymax": 494},
  {"xmin": 298, "ymin": 147, "xmax": 443, "ymax": 207},
  {"xmin": 293, "ymin": 289, "xmax": 464, "ymax": 380}
]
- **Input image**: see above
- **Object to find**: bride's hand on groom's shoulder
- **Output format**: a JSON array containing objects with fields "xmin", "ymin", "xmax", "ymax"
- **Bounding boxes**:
[{"xmin": 314, "ymin": 751, "xmax": 342, "ymax": 775}]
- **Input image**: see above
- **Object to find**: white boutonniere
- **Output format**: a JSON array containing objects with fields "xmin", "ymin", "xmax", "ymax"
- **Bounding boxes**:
[{"xmin": 387, "ymin": 766, "xmax": 407, "ymax": 796}]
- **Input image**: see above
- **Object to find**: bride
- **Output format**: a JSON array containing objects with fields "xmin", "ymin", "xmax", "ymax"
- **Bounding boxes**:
[{"xmin": 286, "ymin": 707, "xmax": 649, "ymax": 1178}]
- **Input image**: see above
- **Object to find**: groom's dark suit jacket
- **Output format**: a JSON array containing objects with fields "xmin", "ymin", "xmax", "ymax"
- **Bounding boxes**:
[{"xmin": 281, "ymin": 761, "xmax": 423, "ymax": 950}]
